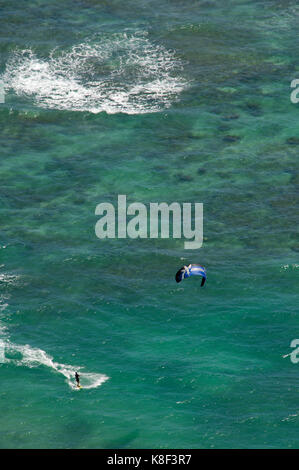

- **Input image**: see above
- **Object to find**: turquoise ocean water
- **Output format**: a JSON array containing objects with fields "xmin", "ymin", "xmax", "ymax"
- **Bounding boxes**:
[{"xmin": 0, "ymin": 0, "xmax": 298, "ymax": 448}]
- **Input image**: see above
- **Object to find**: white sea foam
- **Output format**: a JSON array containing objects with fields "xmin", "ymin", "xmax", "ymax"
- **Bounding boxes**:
[
  {"xmin": 3, "ymin": 340, "xmax": 109, "ymax": 390},
  {"xmin": 0, "ymin": 272, "xmax": 20, "ymax": 285},
  {"xmin": 280, "ymin": 264, "xmax": 299, "ymax": 271},
  {"xmin": 2, "ymin": 32, "xmax": 187, "ymax": 114},
  {"xmin": 0, "ymin": 274, "xmax": 108, "ymax": 390}
]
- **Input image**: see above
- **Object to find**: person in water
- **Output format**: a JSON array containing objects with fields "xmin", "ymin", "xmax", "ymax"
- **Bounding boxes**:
[{"xmin": 75, "ymin": 372, "xmax": 81, "ymax": 388}]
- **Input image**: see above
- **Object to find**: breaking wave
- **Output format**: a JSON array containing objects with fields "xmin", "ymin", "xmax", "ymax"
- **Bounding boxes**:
[{"xmin": 2, "ymin": 32, "xmax": 187, "ymax": 114}]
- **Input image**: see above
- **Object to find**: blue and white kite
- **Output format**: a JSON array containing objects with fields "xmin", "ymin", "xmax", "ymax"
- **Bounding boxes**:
[{"xmin": 175, "ymin": 264, "xmax": 206, "ymax": 286}]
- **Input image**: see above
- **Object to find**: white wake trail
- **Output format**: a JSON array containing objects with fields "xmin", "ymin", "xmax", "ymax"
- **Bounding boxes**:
[{"xmin": 0, "ymin": 274, "xmax": 109, "ymax": 390}]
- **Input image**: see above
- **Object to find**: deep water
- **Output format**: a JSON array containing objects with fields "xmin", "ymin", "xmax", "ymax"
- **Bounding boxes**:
[{"xmin": 0, "ymin": 0, "xmax": 298, "ymax": 449}]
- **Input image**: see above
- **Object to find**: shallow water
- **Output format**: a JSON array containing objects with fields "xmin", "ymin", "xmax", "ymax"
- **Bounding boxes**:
[{"xmin": 0, "ymin": 0, "xmax": 298, "ymax": 448}]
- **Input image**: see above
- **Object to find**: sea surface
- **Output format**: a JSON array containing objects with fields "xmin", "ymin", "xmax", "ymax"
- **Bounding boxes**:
[{"xmin": 0, "ymin": 0, "xmax": 298, "ymax": 449}]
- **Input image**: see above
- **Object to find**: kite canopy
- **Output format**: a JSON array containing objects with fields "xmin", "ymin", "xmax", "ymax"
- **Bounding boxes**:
[{"xmin": 175, "ymin": 264, "xmax": 206, "ymax": 286}]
